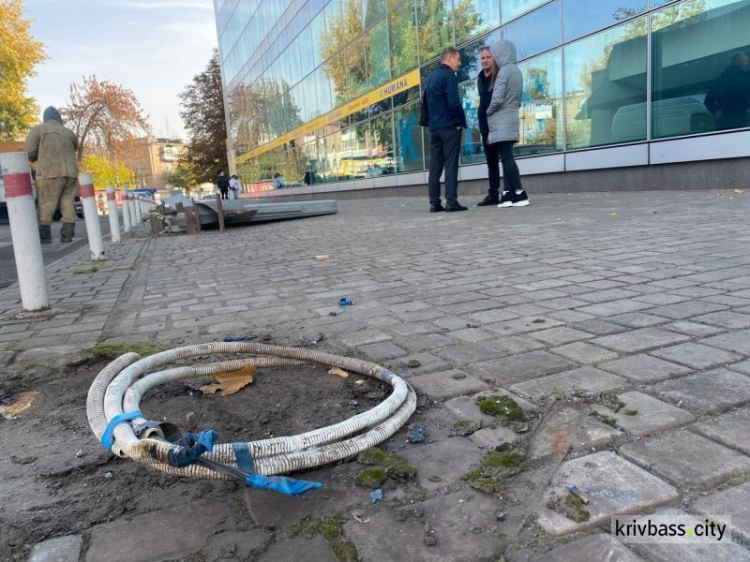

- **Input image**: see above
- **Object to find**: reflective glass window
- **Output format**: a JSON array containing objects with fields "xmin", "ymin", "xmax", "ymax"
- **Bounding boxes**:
[
  {"xmin": 314, "ymin": 67, "xmax": 334, "ymax": 116},
  {"xmin": 394, "ymin": 103, "xmax": 425, "ymax": 172},
  {"xmin": 388, "ymin": 0, "xmax": 418, "ymax": 77},
  {"xmin": 500, "ymin": 0, "xmax": 561, "ymax": 62},
  {"xmin": 518, "ymin": 48, "xmax": 563, "ymax": 155},
  {"xmin": 367, "ymin": 18, "xmax": 391, "ymax": 88},
  {"xmin": 326, "ymin": 51, "xmax": 349, "ymax": 106},
  {"xmin": 564, "ymin": 0, "xmax": 647, "ymax": 43},
  {"xmin": 416, "ymin": 0, "xmax": 453, "ymax": 63},
  {"xmin": 500, "ymin": 0, "xmax": 550, "ymax": 24},
  {"xmin": 298, "ymin": 26, "xmax": 315, "ymax": 80},
  {"xmin": 364, "ymin": 0, "xmax": 387, "ymax": 27},
  {"xmin": 564, "ymin": 18, "xmax": 648, "ymax": 149},
  {"xmin": 454, "ymin": 0, "xmax": 501, "ymax": 47},
  {"xmin": 309, "ymin": 12, "xmax": 325, "ymax": 68},
  {"xmin": 345, "ymin": 37, "xmax": 368, "ymax": 100},
  {"xmin": 369, "ymin": 113, "xmax": 396, "ymax": 176},
  {"xmin": 459, "ymin": 81, "xmax": 484, "ymax": 164},
  {"xmin": 652, "ymin": 0, "xmax": 750, "ymax": 138},
  {"xmin": 457, "ymin": 37, "xmax": 487, "ymax": 84},
  {"xmin": 300, "ymin": 72, "xmax": 318, "ymax": 122}
]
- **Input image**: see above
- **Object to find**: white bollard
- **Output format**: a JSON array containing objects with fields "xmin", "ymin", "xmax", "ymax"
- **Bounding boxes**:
[
  {"xmin": 79, "ymin": 173, "xmax": 105, "ymax": 261},
  {"xmin": 129, "ymin": 191, "xmax": 138, "ymax": 227},
  {"xmin": 0, "ymin": 152, "xmax": 49, "ymax": 311},
  {"xmin": 122, "ymin": 190, "xmax": 132, "ymax": 233},
  {"xmin": 105, "ymin": 185, "xmax": 121, "ymax": 243}
]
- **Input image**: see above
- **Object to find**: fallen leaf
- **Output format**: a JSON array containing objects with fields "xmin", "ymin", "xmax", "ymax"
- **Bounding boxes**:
[
  {"xmin": 199, "ymin": 364, "xmax": 256, "ymax": 396},
  {"xmin": 315, "ymin": 255, "xmax": 329, "ymax": 261},
  {"xmin": 0, "ymin": 392, "xmax": 41, "ymax": 419},
  {"xmin": 735, "ymin": 189, "xmax": 745, "ymax": 194},
  {"xmin": 609, "ymin": 212, "xmax": 617, "ymax": 218},
  {"xmin": 329, "ymin": 367, "xmax": 349, "ymax": 378}
]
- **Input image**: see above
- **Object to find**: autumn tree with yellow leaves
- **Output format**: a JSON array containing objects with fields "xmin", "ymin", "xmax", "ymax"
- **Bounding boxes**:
[{"xmin": 0, "ymin": 0, "xmax": 46, "ymax": 140}]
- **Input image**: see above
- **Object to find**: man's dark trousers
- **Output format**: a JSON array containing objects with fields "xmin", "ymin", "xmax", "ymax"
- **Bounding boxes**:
[
  {"xmin": 481, "ymin": 132, "xmax": 500, "ymax": 199},
  {"xmin": 428, "ymin": 127, "xmax": 462, "ymax": 206}
]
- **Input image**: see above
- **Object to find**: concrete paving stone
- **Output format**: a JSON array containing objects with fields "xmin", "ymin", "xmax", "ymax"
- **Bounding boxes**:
[
  {"xmin": 446, "ymin": 328, "xmax": 494, "ymax": 342},
  {"xmin": 662, "ymin": 320, "xmax": 725, "ymax": 337},
  {"xmin": 529, "ymin": 326, "xmax": 594, "ymax": 346},
  {"xmin": 424, "ymin": 291, "xmax": 486, "ymax": 305},
  {"xmin": 578, "ymin": 299, "xmax": 652, "ymax": 317},
  {"xmin": 620, "ymin": 429, "xmax": 750, "ymax": 490},
  {"xmin": 464, "ymin": 307, "xmax": 520, "ymax": 325},
  {"xmin": 503, "ymin": 303, "xmax": 557, "ymax": 318},
  {"xmin": 648, "ymin": 300, "xmax": 728, "ymax": 320},
  {"xmin": 206, "ymin": 321, "xmax": 247, "ymax": 335},
  {"xmin": 522, "ymin": 289, "xmax": 571, "ymax": 301},
  {"xmin": 702, "ymin": 329, "xmax": 750, "ymax": 355},
  {"xmin": 400, "ymin": 333, "xmax": 453, "ymax": 353},
  {"xmin": 484, "ymin": 316, "xmax": 563, "ymax": 336},
  {"xmin": 650, "ymin": 342, "xmax": 742, "ymax": 370},
  {"xmin": 443, "ymin": 395, "xmax": 498, "ymax": 430},
  {"xmin": 511, "ymin": 367, "xmax": 629, "ymax": 401},
  {"xmin": 599, "ymin": 354, "xmax": 692, "ymax": 383},
  {"xmin": 408, "ymin": 370, "xmax": 489, "ymax": 400},
  {"xmin": 592, "ymin": 328, "xmax": 690, "ymax": 353},
  {"xmin": 570, "ymin": 414, "xmax": 622, "ymax": 453},
  {"xmin": 534, "ymin": 297, "xmax": 590, "ymax": 311},
  {"xmin": 85, "ymin": 500, "xmax": 234, "ymax": 562},
  {"xmin": 608, "ymin": 312, "xmax": 669, "ymax": 328},
  {"xmin": 469, "ymin": 425, "xmax": 523, "ymax": 449},
  {"xmin": 397, "ymin": 352, "xmax": 453, "ymax": 376},
  {"xmin": 570, "ymin": 319, "xmax": 629, "ymax": 336},
  {"xmin": 470, "ymin": 351, "xmax": 578, "ymax": 387},
  {"xmin": 29, "ymin": 535, "xmax": 83, "ymax": 562},
  {"xmin": 437, "ymin": 341, "xmax": 511, "ymax": 364},
  {"xmin": 356, "ymin": 341, "xmax": 408, "ymax": 361},
  {"xmin": 537, "ymin": 451, "xmax": 679, "ymax": 535},
  {"xmin": 730, "ymin": 359, "xmax": 750, "ymax": 375},
  {"xmin": 551, "ymin": 342, "xmax": 620, "ymax": 365},
  {"xmin": 547, "ymin": 309, "xmax": 596, "ymax": 323},
  {"xmin": 199, "ymin": 530, "xmax": 272, "ymax": 562},
  {"xmin": 400, "ymin": 437, "xmax": 484, "ymax": 490},
  {"xmin": 532, "ymin": 533, "xmax": 644, "ymax": 562},
  {"xmin": 637, "ymin": 508, "xmax": 750, "ymax": 562},
  {"xmin": 649, "ymin": 369, "xmax": 750, "ymax": 414},
  {"xmin": 692, "ymin": 481, "xmax": 750, "ymax": 544},
  {"xmin": 387, "ymin": 322, "xmax": 441, "ymax": 337},
  {"xmin": 16, "ymin": 344, "xmax": 87, "ymax": 365},
  {"xmin": 442, "ymin": 299, "xmax": 508, "ymax": 315},
  {"xmin": 693, "ymin": 310, "xmax": 750, "ymax": 330},
  {"xmin": 0, "ymin": 350, "xmax": 16, "ymax": 367},
  {"xmin": 691, "ymin": 406, "xmax": 750, "ymax": 456},
  {"xmin": 576, "ymin": 288, "xmax": 642, "ymax": 304},
  {"xmin": 339, "ymin": 329, "xmax": 392, "ymax": 347},
  {"xmin": 528, "ymin": 406, "xmax": 586, "ymax": 460},
  {"xmin": 516, "ymin": 279, "xmax": 572, "ymax": 291},
  {"xmin": 256, "ymin": 536, "xmax": 335, "ymax": 562},
  {"xmin": 592, "ymin": 391, "xmax": 694, "ymax": 437},
  {"xmin": 363, "ymin": 315, "xmax": 402, "ymax": 327},
  {"xmin": 432, "ymin": 316, "xmax": 476, "ymax": 331},
  {"xmin": 0, "ymin": 322, "xmax": 29, "ymax": 334}
]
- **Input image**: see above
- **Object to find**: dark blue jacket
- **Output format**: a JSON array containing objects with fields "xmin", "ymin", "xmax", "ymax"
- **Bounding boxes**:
[
  {"xmin": 477, "ymin": 70, "xmax": 492, "ymax": 136},
  {"xmin": 426, "ymin": 64, "xmax": 467, "ymax": 131}
]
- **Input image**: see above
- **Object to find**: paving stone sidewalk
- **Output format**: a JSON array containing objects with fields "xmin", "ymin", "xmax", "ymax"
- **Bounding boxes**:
[{"xmin": 5, "ymin": 189, "xmax": 750, "ymax": 561}]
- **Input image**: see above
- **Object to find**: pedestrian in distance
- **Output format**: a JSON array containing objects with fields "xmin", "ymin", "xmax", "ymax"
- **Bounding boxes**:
[
  {"xmin": 425, "ymin": 47, "xmax": 468, "ymax": 213},
  {"xmin": 24, "ymin": 106, "xmax": 79, "ymax": 243},
  {"xmin": 229, "ymin": 174, "xmax": 242, "ymax": 199},
  {"xmin": 705, "ymin": 52, "xmax": 750, "ymax": 131},
  {"xmin": 216, "ymin": 170, "xmax": 230, "ymax": 200},
  {"xmin": 476, "ymin": 46, "xmax": 502, "ymax": 206},
  {"xmin": 272, "ymin": 172, "xmax": 285, "ymax": 189},
  {"xmin": 486, "ymin": 40, "xmax": 529, "ymax": 208}
]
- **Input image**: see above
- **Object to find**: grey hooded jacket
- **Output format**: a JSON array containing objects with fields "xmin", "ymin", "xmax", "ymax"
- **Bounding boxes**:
[{"xmin": 486, "ymin": 40, "xmax": 523, "ymax": 145}]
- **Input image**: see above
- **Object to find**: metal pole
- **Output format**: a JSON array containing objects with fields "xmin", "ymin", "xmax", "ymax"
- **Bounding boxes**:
[
  {"xmin": 79, "ymin": 173, "xmax": 105, "ymax": 261},
  {"xmin": 106, "ymin": 185, "xmax": 121, "ymax": 243},
  {"xmin": 0, "ymin": 152, "xmax": 49, "ymax": 311}
]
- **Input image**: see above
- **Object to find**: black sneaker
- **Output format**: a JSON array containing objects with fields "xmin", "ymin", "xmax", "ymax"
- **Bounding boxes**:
[
  {"xmin": 445, "ymin": 202, "xmax": 468, "ymax": 212},
  {"xmin": 497, "ymin": 191, "xmax": 513, "ymax": 208},
  {"xmin": 477, "ymin": 195, "xmax": 500, "ymax": 207},
  {"xmin": 430, "ymin": 203, "xmax": 445, "ymax": 213},
  {"xmin": 512, "ymin": 189, "xmax": 530, "ymax": 207}
]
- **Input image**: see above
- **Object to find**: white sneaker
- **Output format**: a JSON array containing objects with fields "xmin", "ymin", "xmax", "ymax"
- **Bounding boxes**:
[
  {"xmin": 512, "ymin": 190, "xmax": 530, "ymax": 207},
  {"xmin": 497, "ymin": 191, "xmax": 513, "ymax": 208}
]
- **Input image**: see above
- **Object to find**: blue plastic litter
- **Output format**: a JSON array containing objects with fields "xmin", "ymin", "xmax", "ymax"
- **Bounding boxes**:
[
  {"xmin": 224, "ymin": 336, "xmax": 248, "ymax": 342},
  {"xmin": 245, "ymin": 474, "xmax": 324, "ymax": 495},
  {"xmin": 407, "ymin": 424, "xmax": 427, "ymax": 444},
  {"xmin": 100, "ymin": 410, "xmax": 143, "ymax": 449},
  {"xmin": 167, "ymin": 430, "xmax": 217, "ymax": 468},
  {"xmin": 369, "ymin": 488, "xmax": 384, "ymax": 504},
  {"xmin": 338, "ymin": 298, "xmax": 353, "ymax": 306}
]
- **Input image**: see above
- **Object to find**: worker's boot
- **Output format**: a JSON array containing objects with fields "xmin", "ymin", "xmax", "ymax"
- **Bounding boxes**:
[
  {"xmin": 39, "ymin": 224, "xmax": 52, "ymax": 244},
  {"xmin": 60, "ymin": 222, "xmax": 75, "ymax": 243}
]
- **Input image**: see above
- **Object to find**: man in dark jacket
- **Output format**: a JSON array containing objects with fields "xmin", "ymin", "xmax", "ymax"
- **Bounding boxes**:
[
  {"xmin": 426, "ymin": 47, "xmax": 468, "ymax": 213},
  {"xmin": 707, "ymin": 52, "xmax": 750, "ymax": 130},
  {"xmin": 24, "ymin": 106, "xmax": 79, "ymax": 243},
  {"xmin": 476, "ymin": 47, "xmax": 501, "ymax": 206},
  {"xmin": 216, "ymin": 170, "xmax": 230, "ymax": 200}
]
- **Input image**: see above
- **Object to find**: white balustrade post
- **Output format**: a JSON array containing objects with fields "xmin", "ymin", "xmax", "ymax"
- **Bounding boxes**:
[{"xmin": 105, "ymin": 185, "xmax": 121, "ymax": 243}]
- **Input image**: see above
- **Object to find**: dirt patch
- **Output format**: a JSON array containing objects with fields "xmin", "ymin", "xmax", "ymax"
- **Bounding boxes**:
[{"xmin": 0, "ymin": 350, "xmax": 390, "ymax": 560}]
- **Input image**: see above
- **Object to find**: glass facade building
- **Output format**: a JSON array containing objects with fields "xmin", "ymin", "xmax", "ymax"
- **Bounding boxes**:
[{"xmin": 214, "ymin": 0, "xmax": 750, "ymax": 192}]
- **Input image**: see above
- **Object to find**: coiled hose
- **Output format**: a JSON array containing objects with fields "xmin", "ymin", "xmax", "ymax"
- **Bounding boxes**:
[{"xmin": 87, "ymin": 342, "xmax": 416, "ymax": 483}]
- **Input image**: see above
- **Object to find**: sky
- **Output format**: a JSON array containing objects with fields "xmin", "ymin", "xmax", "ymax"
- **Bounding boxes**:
[{"xmin": 25, "ymin": 0, "xmax": 218, "ymax": 141}]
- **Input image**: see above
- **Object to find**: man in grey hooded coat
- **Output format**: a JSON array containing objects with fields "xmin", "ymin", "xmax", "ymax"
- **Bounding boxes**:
[
  {"xmin": 24, "ymin": 106, "xmax": 79, "ymax": 242},
  {"xmin": 486, "ymin": 40, "xmax": 529, "ymax": 207}
]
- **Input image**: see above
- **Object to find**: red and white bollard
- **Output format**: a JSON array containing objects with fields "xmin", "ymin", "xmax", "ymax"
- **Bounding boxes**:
[
  {"xmin": 122, "ymin": 190, "xmax": 132, "ymax": 233},
  {"xmin": 79, "ymin": 173, "xmax": 105, "ymax": 261},
  {"xmin": 105, "ymin": 185, "xmax": 121, "ymax": 243},
  {"xmin": 128, "ymin": 191, "xmax": 139, "ymax": 227},
  {"xmin": 0, "ymin": 152, "xmax": 49, "ymax": 311}
]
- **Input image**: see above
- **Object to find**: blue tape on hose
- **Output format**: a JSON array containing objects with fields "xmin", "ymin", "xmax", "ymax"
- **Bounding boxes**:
[
  {"xmin": 245, "ymin": 474, "xmax": 323, "ymax": 496},
  {"xmin": 100, "ymin": 410, "xmax": 143, "ymax": 449},
  {"xmin": 381, "ymin": 370, "xmax": 391, "ymax": 383},
  {"xmin": 167, "ymin": 430, "xmax": 217, "ymax": 468},
  {"xmin": 232, "ymin": 443, "xmax": 255, "ymax": 474}
]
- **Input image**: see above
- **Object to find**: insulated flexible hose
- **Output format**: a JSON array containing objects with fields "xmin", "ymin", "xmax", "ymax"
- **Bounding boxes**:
[{"xmin": 87, "ymin": 342, "xmax": 416, "ymax": 482}]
